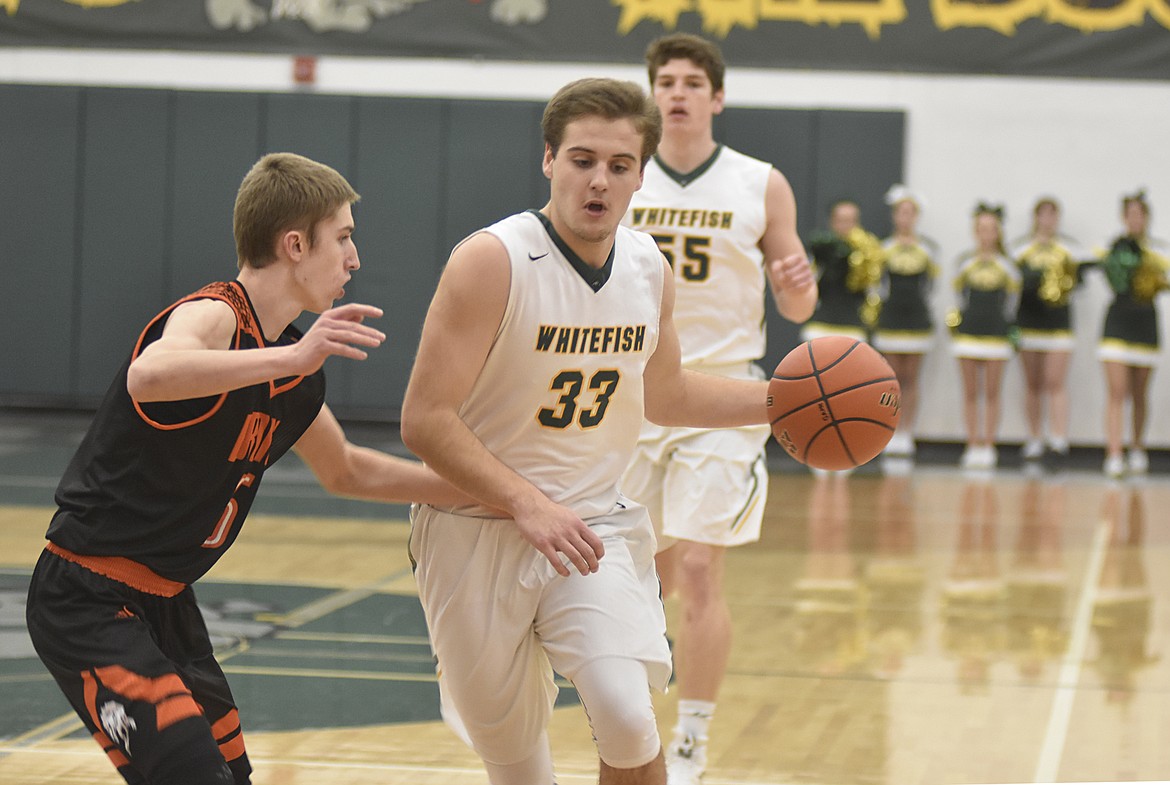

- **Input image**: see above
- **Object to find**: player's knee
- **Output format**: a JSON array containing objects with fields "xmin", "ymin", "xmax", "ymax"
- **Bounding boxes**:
[
  {"xmin": 589, "ymin": 690, "xmax": 660, "ymax": 768},
  {"xmin": 461, "ymin": 705, "xmax": 549, "ymax": 768},
  {"xmin": 475, "ymin": 732, "xmax": 549, "ymax": 771},
  {"xmin": 147, "ymin": 744, "xmax": 236, "ymax": 785},
  {"xmin": 131, "ymin": 716, "xmax": 248, "ymax": 785},
  {"xmin": 574, "ymin": 660, "xmax": 661, "ymax": 769},
  {"xmin": 225, "ymin": 753, "xmax": 253, "ymax": 785},
  {"xmin": 676, "ymin": 546, "xmax": 722, "ymax": 597},
  {"xmin": 480, "ymin": 734, "xmax": 554, "ymax": 785}
]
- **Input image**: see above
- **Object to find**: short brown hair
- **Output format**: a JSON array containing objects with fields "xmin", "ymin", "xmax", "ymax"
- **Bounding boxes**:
[
  {"xmin": 541, "ymin": 78, "xmax": 662, "ymax": 168},
  {"xmin": 233, "ymin": 152, "xmax": 360, "ymax": 270},
  {"xmin": 645, "ymin": 33, "xmax": 725, "ymax": 94}
]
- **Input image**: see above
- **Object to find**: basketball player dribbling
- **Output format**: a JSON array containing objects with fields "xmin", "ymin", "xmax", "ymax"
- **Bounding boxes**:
[{"xmin": 400, "ymin": 78, "xmax": 787, "ymax": 785}]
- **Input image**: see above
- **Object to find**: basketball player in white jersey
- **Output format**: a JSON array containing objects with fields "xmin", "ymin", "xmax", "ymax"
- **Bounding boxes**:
[
  {"xmin": 401, "ymin": 78, "xmax": 783, "ymax": 785},
  {"xmin": 621, "ymin": 33, "xmax": 817, "ymax": 784}
]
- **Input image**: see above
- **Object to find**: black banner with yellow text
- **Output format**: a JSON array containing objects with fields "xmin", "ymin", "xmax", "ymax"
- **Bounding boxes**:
[{"xmin": 1, "ymin": 0, "xmax": 1168, "ymax": 80}]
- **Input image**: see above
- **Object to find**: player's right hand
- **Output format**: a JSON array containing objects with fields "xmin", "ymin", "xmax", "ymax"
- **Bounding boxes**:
[
  {"xmin": 769, "ymin": 253, "xmax": 816, "ymax": 293},
  {"xmin": 513, "ymin": 500, "xmax": 605, "ymax": 577},
  {"xmin": 294, "ymin": 303, "xmax": 386, "ymax": 373}
]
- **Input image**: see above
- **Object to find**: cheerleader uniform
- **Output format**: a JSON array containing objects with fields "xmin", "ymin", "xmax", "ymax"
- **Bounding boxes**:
[
  {"xmin": 804, "ymin": 230, "xmax": 869, "ymax": 341},
  {"xmin": 951, "ymin": 253, "xmax": 1021, "ymax": 360},
  {"xmin": 873, "ymin": 236, "xmax": 938, "ymax": 353},
  {"xmin": 1013, "ymin": 236, "xmax": 1083, "ymax": 353},
  {"xmin": 1097, "ymin": 235, "xmax": 1170, "ymax": 366}
]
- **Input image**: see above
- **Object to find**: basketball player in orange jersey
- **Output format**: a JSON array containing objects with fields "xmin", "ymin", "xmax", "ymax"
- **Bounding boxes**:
[
  {"xmin": 621, "ymin": 33, "xmax": 817, "ymax": 784},
  {"xmin": 401, "ymin": 78, "xmax": 788, "ymax": 785},
  {"xmin": 25, "ymin": 153, "xmax": 478, "ymax": 785}
]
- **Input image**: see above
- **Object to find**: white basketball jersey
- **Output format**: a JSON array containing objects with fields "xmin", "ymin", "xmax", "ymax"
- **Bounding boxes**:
[
  {"xmin": 458, "ymin": 210, "xmax": 664, "ymax": 519},
  {"xmin": 624, "ymin": 145, "xmax": 771, "ymax": 368}
]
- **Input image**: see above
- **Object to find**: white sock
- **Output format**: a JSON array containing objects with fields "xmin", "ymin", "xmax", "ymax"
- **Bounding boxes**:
[{"xmin": 675, "ymin": 699, "xmax": 715, "ymax": 745}]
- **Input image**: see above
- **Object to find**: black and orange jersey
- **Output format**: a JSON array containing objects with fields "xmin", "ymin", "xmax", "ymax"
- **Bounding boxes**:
[{"xmin": 46, "ymin": 281, "xmax": 326, "ymax": 585}]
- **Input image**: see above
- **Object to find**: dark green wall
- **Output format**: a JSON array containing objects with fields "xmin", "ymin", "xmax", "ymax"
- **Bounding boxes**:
[{"xmin": 0, "ymin": 84, "xmax": 903, "ymax": 418}]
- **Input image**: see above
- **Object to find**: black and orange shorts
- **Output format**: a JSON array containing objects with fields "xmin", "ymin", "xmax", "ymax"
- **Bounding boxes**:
[{"xmin": 26, "ymin": 545, "xmax": 250, "ymax": 785}]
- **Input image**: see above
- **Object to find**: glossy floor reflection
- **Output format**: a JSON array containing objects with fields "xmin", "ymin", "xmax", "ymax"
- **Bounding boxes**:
[{"xmin": 1, "ymin": 409, "xmax": 1167, "ymax": 784}]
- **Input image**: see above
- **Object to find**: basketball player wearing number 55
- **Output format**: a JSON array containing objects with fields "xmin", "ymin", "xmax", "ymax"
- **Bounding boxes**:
[
  {"xmin": 401, "ymin": 78, "xmax": 779, "ymax": 785},
  {"xmin": 25, "ymin": 153, "xmax": 478, "ymax": 785},
  {"xmin": 621, "ymin": 33, "xmax": 817, "ymax": 784}
]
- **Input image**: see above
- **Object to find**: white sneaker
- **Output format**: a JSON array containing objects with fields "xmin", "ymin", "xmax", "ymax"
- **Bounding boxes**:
[
  {"xmin": 981, "ymin": 444, "xmax": 998, "ymax": 468},
  {"xmin": 1128, "ymin": 448, "xmax": 1149, "ymax": 474},
  {"xmin": 666, "ymin": 733, "xmax": 707, "ymax": 785},
  {"xmin": 960, "ymin": 445, "xmax": 980, "ymax": 468},
  {"xmin": 1021, "ymin": 438, "xmax": 1044, "ymax": 461},
  {"xmin": 962, "ymin": 445, "xmax": 996, "ymax": 470},
  {"xmin": 885, "ymin": 432, "xmax": 916, "ymax": 457},
  {"xmin": 1104, "ymin": 453, "xmax": 1125, "ymax": 478}
]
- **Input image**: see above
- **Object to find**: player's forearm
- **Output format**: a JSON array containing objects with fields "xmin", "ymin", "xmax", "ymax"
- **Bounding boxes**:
[
  {"xmin": 315, "ymin": 445, "xmax": 477, "ymax": 508},
  {"xmin": 772, "ymin": 280, "xmax": 818, "ymax": 323},
  {"xmin": 646, "ymin": 372, "xmax": 769, "ymax": 429},
  {"xmin": 400, "ymin": 408, "xmax": 545, "ymax": 517},
  {"xmin": 127, "ymin": 346, "xmax": 300, "ymax": 402}
]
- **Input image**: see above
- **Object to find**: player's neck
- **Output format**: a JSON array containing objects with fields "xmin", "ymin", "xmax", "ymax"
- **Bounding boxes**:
[
  {"xmin": 656, "ymin": 131, "xmax": 718, "ymax": 176},
  {"xmin": 539, "ymin": 205, "xmax": 612, "ymax": 269},
  {"xmin": 237, "ymin": 267, "xmax": 299, "ymax": 342}
]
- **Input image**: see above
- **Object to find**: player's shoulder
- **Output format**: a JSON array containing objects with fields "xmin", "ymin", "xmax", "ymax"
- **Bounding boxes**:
[
  {"xmin": 481, "ymin": 209, "xmax": 542, "ymax": 238},
  {"xmin": 173, "ymin": 282, "xmax": 247, "ymax": 328},
  {"xmin": 617, "ymin": 225, "xmax": 669, "ymax": 285},
  {"xmin": 463, "ymin": 210, "xmax": 542, "ymax": 255},
  {"xmin": 617, "ymin": 223, "xmax": 663, "ymax": 255},
  {"xmin": 715, "ymin": 145, "xmax": 776, "ymax": 184},
  {"xmin": 446, "ymin": 221, "xmax": 513, "ymax": 282},
  {"xmin": 718, "ymin": 144, "xmax": 772, "ymax": 170}
]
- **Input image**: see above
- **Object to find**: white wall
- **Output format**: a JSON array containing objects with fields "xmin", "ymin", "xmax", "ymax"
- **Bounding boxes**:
[{"xmin": 4, "ymin": 48, "xmax": 1169, "ymax": 446}]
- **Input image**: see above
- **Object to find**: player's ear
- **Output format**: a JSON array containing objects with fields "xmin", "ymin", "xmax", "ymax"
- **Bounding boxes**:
[
  {"xmin": 542, "ymin": 144, "xmax": 556, "ymax": 181},
  {"xmin": 712, "ymin": 88, "xmax": 726, "ymax": 116},
  {"xmin": 280, "ymin": 229, "xmax": 306, "ymax": 261}
]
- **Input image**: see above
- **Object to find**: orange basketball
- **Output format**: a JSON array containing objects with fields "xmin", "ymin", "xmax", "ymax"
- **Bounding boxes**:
[{"xmin": 767, "ymin": 336, "xmax": 901, "ymax": 471}]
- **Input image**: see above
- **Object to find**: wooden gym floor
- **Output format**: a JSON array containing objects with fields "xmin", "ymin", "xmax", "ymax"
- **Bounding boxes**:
[{"xmin": 1, "ymin": 408, "xmax": 1168, "ymax": 784}]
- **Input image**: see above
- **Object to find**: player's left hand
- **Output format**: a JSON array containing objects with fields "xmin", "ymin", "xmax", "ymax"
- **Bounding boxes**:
[{"xmin": 293, "ymin": 303, "xmax": 387, "ymax": 373}]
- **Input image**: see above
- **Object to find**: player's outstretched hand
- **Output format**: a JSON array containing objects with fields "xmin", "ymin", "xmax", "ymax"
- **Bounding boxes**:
[
  {"xmin": 513, "ymin": 501, "xmax": 605, "ymax": 577},
  {"xmin": 293, "ymin": 303, "xmax": 386, "ymax": 374},
  {"xmin": 770, "ymin": 253, "xmax": 816, "ymax": 293}
]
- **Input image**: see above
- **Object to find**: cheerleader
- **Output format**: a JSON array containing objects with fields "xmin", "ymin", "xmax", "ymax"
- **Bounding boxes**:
[
  {"xmin": 951, "ymin": 203, "xmax": 1021, "ymax": 469},
  {"xmin": 1012, "ymin": 197, "xmax": 1084, "ymax": 465},
  {"xmin": 804, "ymin": 199, "xmax": 881, "ymax": 343},
  {"xmin": 1098, "ymin": 190, "xmax": 1169, "ymax": 477},
  {"xmin": 874, "ymin": 185, "xmax": 939, "ymax": 457}
]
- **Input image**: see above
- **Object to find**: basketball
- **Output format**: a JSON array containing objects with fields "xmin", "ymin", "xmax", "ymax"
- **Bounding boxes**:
[{"xmin": 767, "ymin": 336, "xmax": 901, "ymax": 471}]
